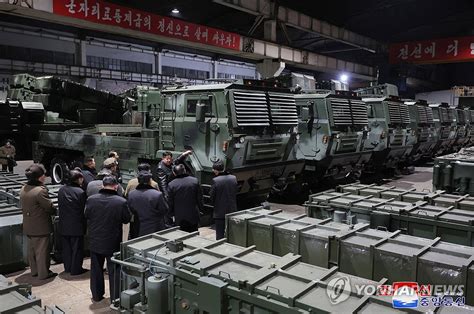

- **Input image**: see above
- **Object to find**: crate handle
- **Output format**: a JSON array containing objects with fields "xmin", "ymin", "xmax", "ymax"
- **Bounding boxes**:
[
  {"xmin": 416, "ymin": 210, "xmax": 429, "ymax": 216},
  {"xmin": 265, "ymin": 285, "xmax": 281, "ymax": 295},
  {"xmin": 376, "ymin": 226, "xmax": 388, "ymax": 232},
  {"xmin": 218, "ymin": 270, "xmax": 231, "ymax": 279}
]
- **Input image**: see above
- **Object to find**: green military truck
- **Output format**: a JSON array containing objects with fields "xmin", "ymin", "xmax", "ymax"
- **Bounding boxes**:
[
  {"xmin": 33, "ymin": 81, "xmax": 304, "ymax": 218},
  {"xmin": 294, "ymin": 90, "xmax": 371, "ymax": 189}
]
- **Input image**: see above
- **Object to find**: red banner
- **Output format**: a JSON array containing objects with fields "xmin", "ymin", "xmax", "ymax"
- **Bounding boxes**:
[
  {"xmin": 389, "ymin": 36, "xmax": 474, "ymax": 64},
  {"xmin": 53, "ymin": 0, "xmax": 241, "ymax": 51}
]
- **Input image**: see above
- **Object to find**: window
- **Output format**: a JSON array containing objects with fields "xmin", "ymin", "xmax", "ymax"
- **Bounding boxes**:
[
  {"xmin": 162, "ymin": 66, "xmax": 209, "ymax": 80},
  {"xmin": 186, "ymin": 98, "xmax": 212, "ymax": 116},
  {"xmin": 86, "ymin": 56, "xmax": 152, "ymax": 74},
  {"xmin": 0, "ymin": 45, "xmax": 75, "ymax": 66}
]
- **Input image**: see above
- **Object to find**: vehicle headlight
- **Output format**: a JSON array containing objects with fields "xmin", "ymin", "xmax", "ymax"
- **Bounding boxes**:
[{"xmin": 239, "ymin": 136, "xmax": 246, "ymax": 143}]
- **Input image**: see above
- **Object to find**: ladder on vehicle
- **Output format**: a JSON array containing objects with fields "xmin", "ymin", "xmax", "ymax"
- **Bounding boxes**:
[{"xmin": 159, "ymin": 94, "xmax": 177, "ymax": 150}]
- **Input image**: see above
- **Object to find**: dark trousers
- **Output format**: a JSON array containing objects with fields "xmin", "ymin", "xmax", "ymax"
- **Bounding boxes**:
[
  {"xmin": 215, "ymin": 218, "xmax": 225, "ymax": 240},
  {"xmin": 27, "ymin": 235, "xmax": 51, "ymax": 279},
  {"xmin": 179, "ymin": 220, "xmax": 198, "ymax": 233},
  {"xmin": 62, "ymin": 236, "xmax": 84, "ymax": 275},
  {"xmin": 1, "ymin": 164, "xmax": 13, "ymax": 173},
  {"xmin": 90, "ymin": 251, "xmax": 119, "ymax": 302}
]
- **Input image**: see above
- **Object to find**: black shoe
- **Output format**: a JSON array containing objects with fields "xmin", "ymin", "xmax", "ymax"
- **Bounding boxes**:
[
  {"xmin": 92, "ymin": 296, "xmax": 104, "ymax": 302},
  {"xmin": 71, "ymin": 268, "xmax": 89, "ymax": 276},
  {"xmin": 45, "ymin": 272, "xmax": 58, "ymax": 279},
  {"xmin": 31, "ymin": 273, "xmax": 38, "ymax": 277}
]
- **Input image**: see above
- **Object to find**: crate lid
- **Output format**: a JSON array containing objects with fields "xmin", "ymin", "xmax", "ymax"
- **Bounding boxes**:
[
  {"xmin": 272, "ymin": 212, "xmax": 301, "ymax": 220},
  {"xmin": 146, "ymin": 245, "xmax": 193, "ymax": 261},
  {"xmin": 207, "ymin": 260, "xmax": 260, "ymax": 283},
  {"xmin": 342, "ymin": 234, "xmax": 382, "ymax": 247},
  {"xmin": 238, "ymin": 250, "xmax": 281, "ymax": 267},
  {"xmin": 438, "ymin": 212, "xmax": 473, "ymax": 224},
  {"xmin": 182, "ymin": 236, "xmax": 215, "ymax": 249},
  {"xmin": 228, "ymin": 212, "xmax": 259, "ymax": 221},
  {"xmin": 283, "ymin": 262, "xmax": 329, "ymax": 281},
  {"xmin": 207, "ymin": 242, "xmax": 246, "ymax": 256},
  {"xmin": 126, "ymin": 237, "xmax": 164, "ymax": 252},
  {"xmin": 249, "ymin": 216, "xmax": 284, "ymax": 226},
  {"xmin": 177, "ymin": 251, "xmax": 222, "ymax": 270},
  {"xmin": 435, "ymin": 241, "xmax": 474, "ymax": 257},
  {"xmin": 376, "ymin": 242, "xmax": 423, "ymax": 256},
  {"xmin": 157, "ymin": 229, "xmax": 191, "ymax": 240},
  {"xmin": 255, "ymin": 273, "xmax": 309, "ymax": 299},
  {"xmin": 295, "ymin": 216, "xmax": 325, "ymax": 225},
  {"xmin": 275, "ymin": 221, "xmax": 309, "ymax": 231},
  {"xmin": 419, "ymin": 251, "xmax": 469, "ymax": 268},
  {"xmin": 296, "ymin": 286, "xmax": 362, "ymax": 312}
]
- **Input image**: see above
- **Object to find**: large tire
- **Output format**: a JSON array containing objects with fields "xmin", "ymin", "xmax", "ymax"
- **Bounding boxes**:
[{"xmin": 50, "ymin": 157, "xmax": 69, "ymax": 184}]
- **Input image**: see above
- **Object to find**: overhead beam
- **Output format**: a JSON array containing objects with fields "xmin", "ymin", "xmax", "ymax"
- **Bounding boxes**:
[
  {"xmin": 213, "ymin": 0, "xmax": 380, "ymax": 53},
  {"xmin": 0, "ymin": 1, "xmax": 375, "ymax": 80}
]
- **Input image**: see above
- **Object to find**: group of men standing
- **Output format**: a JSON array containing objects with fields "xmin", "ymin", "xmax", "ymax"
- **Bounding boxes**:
[{"xmin": 20, "ymin": 149, "xmax": 238, "ymax": 304}]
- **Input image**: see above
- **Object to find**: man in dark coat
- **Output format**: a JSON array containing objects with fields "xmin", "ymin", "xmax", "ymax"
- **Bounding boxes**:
[
  {"xmin": 58, "ymin": 169, "xmax": 87, "ymax": 275},
  {"xmin": 20, "ymin": 164, "xmax": 57, "ymax": 279},
  {"xmin": 87, "ymin": 168, "xmax": 124, "ymax": 197},
  {"xmin": 81, "ymin": 156, "xmax": 96, "ymax": 189},
  {"xmin": 85, "ymin": 176, "xmax": 131, "ymax": 302},
  {"xmin": 128, "ymin": 171, "xmax": 168, "ymax": 239},
  {"xmin": 210, "ymin": 161, "xmax": 238, "ymax": 240},
  {"xmin": 156, "ymin": 150, "xmax": 192, "ymax": 200},
  {"xmin": 167, "ymin": 164, "xmax": 202, "ymax": 232},
  {"xmin": 124, "ymin": 163, "xmax": 159, "ymax": 197}
]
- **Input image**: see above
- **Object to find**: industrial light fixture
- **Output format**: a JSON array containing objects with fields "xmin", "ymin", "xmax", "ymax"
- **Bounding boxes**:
[
  {"xmin": 171, "ymin": 8, "xmax": 180, "ymax": 14},
  {"xmin": 340, "ymin": 73, "xmax": 349, "ymax": 83}
]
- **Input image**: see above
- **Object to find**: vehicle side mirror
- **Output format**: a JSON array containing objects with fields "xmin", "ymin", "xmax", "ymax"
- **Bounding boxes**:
[{"xmin": 196, "ymin": 102, "xmax": 206, "ymax": 122}]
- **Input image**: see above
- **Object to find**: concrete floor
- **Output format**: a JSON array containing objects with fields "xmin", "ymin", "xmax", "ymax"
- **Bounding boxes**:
[{"xmin": 4, "ymin": 162, "xmax": 433, "ymax": 313}]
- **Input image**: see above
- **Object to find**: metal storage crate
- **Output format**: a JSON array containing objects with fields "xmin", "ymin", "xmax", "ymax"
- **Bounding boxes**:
[
  {"xmin": 247, "ymin": 215, "xmax": 289, "ymax": 253},
  {"xmin": 115, "ymin": 225, "xmax": 474, "ymax": 312},
  {"xmin": 372, "ymin": 234, "xmax": 437, "ymax": 283}
]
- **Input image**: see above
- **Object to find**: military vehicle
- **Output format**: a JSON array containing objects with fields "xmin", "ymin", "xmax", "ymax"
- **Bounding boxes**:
[
  {"xmin": 361, "ymin": 94, "xmax": 411, "ymax": 172},
  {"xmin": 429, "ymin": 103, "xmax": 457, "ymax": 156},
  {"xmin": 294, "ymin": 89, "xmax": 370, "ymax": 189},
  {"xmin": 453, "ymin": 107, "xmax": 470, "ymax": 150},
  {"xmin": 34, "ymin": 81, "xmax": 304, "ymax": 218},
  {"xmin": 2, "ymin": 74, "xmax": 125, "ymax": 159},
  {"xmin": 353, "ymin": 84, "xmax": 412, "ymax": 174},
  {"xmin": 404, "ymin": 99, "xmax": 437, "ymax": 162}
]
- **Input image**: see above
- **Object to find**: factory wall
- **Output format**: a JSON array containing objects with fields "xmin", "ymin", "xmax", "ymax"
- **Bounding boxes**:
[{"xmin": 0, "ymin": 22, "xmax": 257, "ymax": 96}]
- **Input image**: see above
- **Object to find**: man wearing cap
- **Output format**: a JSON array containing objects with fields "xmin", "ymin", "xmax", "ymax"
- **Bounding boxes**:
[
  {"xmin": 210, "ymin": 161, "xmax": 238, "ymax": 240},
  {"xmin": 124, "ymin": 163, "xmax": 159, "ymax": 198},
  {"xmin": 58, "ymin": 169, "xmax": 87, "ymax": 276},
  {"xmin": 85, "ymin": 176, "xmax": 131, "ymax": 303},
  {"xmin": 167, "ymin": 164, "xmax": 203, "ymax": 232},
  {"xmin": 128, "ymin": 170, "xmax": 168, "ymax": 238},
  {"xmin": 87, "ymin": 168, "xmax": 124, "ymax": 197},
  {"xmin": 20, "ymin": 164, "xmax": 57, "ymax": 279},
  {"xmin": 108, "ymin": 151, "xmax": 122, "ymax": 183}
]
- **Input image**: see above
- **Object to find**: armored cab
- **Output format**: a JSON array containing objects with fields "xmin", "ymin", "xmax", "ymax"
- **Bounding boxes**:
[
  {"xmin": 429, "ymin": 103, "xmax": 457, "ymax": 156},
  {"xmin": 453, "ymin": 107, "xmax": 470, "ymax": 150},
  {"xmin": 294, "ymin": 90, "xmax": 370, "ymax": 187},
  {"xmin": 34, "ymin": 81, "xmax": 304, "ymax": 218},
  {"xmin": 361, "ymin": 95, "xmax": 411, "ymax": 171},
  {"xmin": 405, "ymin": 100, "xmax": 437, "ymax": 161}
]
